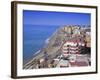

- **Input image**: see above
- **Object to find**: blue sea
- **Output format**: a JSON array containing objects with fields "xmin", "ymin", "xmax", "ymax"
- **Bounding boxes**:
[{"xmin": 23, "ymin": 25, "xmax": 61, "ymax": 64}]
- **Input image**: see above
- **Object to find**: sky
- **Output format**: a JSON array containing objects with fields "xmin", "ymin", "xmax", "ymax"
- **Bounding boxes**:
[{"xmin": 23, "ymin": 10, "xmax": 91, "ymax": 26}]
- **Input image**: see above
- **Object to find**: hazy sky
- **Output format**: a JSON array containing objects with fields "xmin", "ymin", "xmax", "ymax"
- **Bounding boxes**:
[{"xmin": 23, "ymin": 10, "xmax": 91, "ymax": 26}]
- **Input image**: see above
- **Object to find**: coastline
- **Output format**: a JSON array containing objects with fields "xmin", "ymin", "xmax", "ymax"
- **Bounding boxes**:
[
  {"xmin": 23, "ymin": 26, "xmax": 63, "ymax": 68},
  {"xmin": 23, "ymin": 25, "xmax": 91, "ymax": 69}
]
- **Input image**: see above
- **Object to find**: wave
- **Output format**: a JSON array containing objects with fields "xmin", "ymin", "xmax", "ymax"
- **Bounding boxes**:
[{"xmin": 45, "ymin": 38, "xmax": 50, "ymax": 44}]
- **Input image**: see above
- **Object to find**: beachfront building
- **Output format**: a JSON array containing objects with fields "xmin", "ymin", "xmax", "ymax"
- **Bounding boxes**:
[
  {"xmin": 61, "ymin": 38, "xmax": 89, "ymax": 67},
  {"xmin": 61, "ymin": 38, "xmax": 86, "ymax": 58},
  {"xmin": 63, "ymin": 26, "xmax": 72, "ymax": 34},
  {"xmin": 63, "ymin": 26, "xmax": 73, "ymax": 39},
  {"xmin": 62, "ymin": 40, "xmax": 78, "ymax": 58},
  {"xmin": 72, "ymin": 26, "xmax": 81, "ymax": 37}
]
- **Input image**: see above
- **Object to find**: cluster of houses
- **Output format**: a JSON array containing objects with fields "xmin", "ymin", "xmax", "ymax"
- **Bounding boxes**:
[
  {"xmin": 35, "ymin": 25, "xmax": 91, "ymax": 68},
  {"xmin": 59, "ymin": 25, "xmax": 91, "ymax": 67}
]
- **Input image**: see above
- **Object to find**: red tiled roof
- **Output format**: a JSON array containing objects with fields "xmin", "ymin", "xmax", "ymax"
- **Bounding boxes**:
[{"xmin": 70, "ymin": 61, "xmax": 88, "ymax": 67}]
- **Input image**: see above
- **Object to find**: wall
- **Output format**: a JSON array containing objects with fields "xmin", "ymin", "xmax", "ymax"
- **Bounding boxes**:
[{"xmin": 0, "ymin": 0, "xmax": 99, "ymax": 80}]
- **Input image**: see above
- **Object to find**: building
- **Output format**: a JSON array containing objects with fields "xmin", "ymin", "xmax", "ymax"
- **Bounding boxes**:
[
  {"xmin": 63, "ymin": 26, "xmax": 73, "ymax": 34},
  {"xmin": 62, "ymin": 40, "xmax": 78, "ymax": 58},
  {"xmin": 61, "ymin": 38, "xmax": 86, "ymax": 58}
]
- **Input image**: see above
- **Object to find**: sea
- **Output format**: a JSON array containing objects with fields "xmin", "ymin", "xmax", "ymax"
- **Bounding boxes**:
[{"xmin": 23, "ymin": 24, "xmax": 61, "ymax": 64}]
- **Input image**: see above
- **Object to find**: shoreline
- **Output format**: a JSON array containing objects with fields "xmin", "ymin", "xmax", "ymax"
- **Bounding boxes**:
[{"xmin": 23, "ymin": 25, "xmax": 91, "ymax": 69}]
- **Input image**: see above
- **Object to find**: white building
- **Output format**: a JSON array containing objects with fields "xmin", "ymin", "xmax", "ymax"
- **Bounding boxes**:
[{"xmin": 61, "ymin": 39, "xmax": 85, "ymax": 58}]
